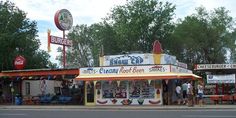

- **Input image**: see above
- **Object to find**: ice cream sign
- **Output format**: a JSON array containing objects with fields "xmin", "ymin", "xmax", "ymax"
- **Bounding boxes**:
[
  {"xmin": 103, "ymin": 54, "xmax": 154, "ymax": 66},
  {"xmin": 80, "ymin": 65, "xmax": 170, "ymax": 75}
]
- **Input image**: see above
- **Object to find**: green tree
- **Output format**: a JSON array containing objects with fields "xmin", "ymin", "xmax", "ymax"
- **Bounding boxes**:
[
  {"xmin": 170, "ymin": 6, "xmax": 236, "ymax": 69},
  {"xmin": 0, "ymin": 1, "xmax": 51, "ymax": 71},
  {"xmin": 64, "ymin": 0, "xmax": 176, "ymax": 67},
  {"xmin": 107, "ymin": 0, "xmax": 175, "ymax": 53}
]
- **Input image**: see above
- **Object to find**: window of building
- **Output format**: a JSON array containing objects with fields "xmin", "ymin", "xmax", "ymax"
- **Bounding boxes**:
[{"xmin": 25, "ymin": 82, "xmax": 30, "ymax": 95}]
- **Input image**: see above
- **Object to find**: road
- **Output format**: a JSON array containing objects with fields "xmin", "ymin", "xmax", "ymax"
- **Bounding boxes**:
[{"xmin": 0, "ymin": 109, "xmax": 236, "ymax": 118}]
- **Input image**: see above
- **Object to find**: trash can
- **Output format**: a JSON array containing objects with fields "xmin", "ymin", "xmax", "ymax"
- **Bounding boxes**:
[{"xmin": 15, "ymin": 96, "xmax": 22, "ymax": 105}]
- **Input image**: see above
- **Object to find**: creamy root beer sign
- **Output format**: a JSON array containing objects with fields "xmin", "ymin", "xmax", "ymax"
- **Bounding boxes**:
[{"xmin": 80, "ymin": 65, "xmax": 170, "ymax": 75}]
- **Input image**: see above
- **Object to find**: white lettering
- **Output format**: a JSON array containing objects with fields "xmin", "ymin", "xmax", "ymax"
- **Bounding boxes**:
[{"xmin": 50, "ymin": 35, "xmax": 72, "ymax": 46}]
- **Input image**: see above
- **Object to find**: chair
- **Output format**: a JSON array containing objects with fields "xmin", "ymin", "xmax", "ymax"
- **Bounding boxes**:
[
  {"xmin": 221, "ymin": 95, "xmax": 232, "ymax": 104},
  {"xmin": 210, "ymin": 96, "xmax": 219, "ymax": 104},
  {"xmin": 23, "ymin": 96, "xmax": 33, "ymax": 105}
]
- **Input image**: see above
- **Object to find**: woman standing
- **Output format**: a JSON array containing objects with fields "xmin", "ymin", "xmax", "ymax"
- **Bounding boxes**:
[{"xmin": 198, "ymin": 82, "xmax": 204, "ymax": 106}]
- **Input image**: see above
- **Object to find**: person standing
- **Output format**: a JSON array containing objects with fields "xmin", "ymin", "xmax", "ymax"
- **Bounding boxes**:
[
  {"xmin": 175, "ymin": 84, "xmax": 181, "ymax": 105},
  {"xmin": 187, "ymin": 81, "xmax": 194, "ymax": 107},
  {"xmin": 182, "ymin": 81, "xmax": 188, "ymax": 104},
  {"xmin": 197, "ymin": 82, "xmax": 204, "ymax": 106}
]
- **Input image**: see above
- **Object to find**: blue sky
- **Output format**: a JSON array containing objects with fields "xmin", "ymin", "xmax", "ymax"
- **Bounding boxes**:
[{"xmin": 4, "ymin": 0, "xmax": 236, "ymax": 66}]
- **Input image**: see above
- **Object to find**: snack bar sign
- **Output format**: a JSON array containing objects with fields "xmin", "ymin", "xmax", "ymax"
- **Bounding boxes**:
[
  {"xmin": 103, "ymin": 54, "xmax": 154, "ymax": 66},
  {"xmin": 80, "ymin": 65, "xmax": 170, "ymax": 75},
  {"xmin": 207, "ymin": 74, "xmax": 235, "ymax": 83},
  {"xmin": 50, "ymin": 35, "xmax": 72, "ymax": 46},
  {"xmin": 195, "ymin": 64, "xmax": 236, "ymax": 70}
]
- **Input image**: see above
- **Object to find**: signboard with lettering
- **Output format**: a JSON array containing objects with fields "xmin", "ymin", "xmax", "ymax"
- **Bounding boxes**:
[
  {"xmin": 207, "ymin": 74, "xmax": 235, "ymax": 83},
  {"xmin": 160, "ymin": 54, "xmax": 177, "ymax": 65},
  {"xmin": 170, "ymin": 65, "xmax": 192, "ymax": 73},
  {"xmin": 14, "ymin": 55, "xmax": 26, "ymax": 70},
  {"xmin": 102, "ymin": 54, "xmax": 154, "ymax": 66},
  {"xmin": 195, "ymin": 64, "xmax": 236, "ymax": 70},
  {"xmin": 54, "ymin": 9, "xmax": 73, "ymax": 31},
  {"xmin": 80, "ymin": 65, "xmax": 170, "ymax": 75},
  {"xmin": 50, "ymin": 35, "xmax": 72, "ymax": 46}
]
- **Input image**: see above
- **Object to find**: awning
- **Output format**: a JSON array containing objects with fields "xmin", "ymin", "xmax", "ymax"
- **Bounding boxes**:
[{"xmin": 75, "ymin": 72, "xmax": 202, "ymax": 81}]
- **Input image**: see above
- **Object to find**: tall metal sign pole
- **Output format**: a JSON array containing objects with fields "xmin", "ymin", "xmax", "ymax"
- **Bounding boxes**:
[{"xmin": 52, "ymin": 9, "xmax": 73, "ymax": 68}]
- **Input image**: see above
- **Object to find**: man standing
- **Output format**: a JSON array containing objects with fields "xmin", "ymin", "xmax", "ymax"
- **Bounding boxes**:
[
  {"xmin": 187, "ymin": 81, "xmax": 194, "ymax": 107},
  {"xmin": 182, "ymin": 81, "xmax": 188, "ymax": 104},
  {"xmin": 175, "ymin": 84, "xmax": 181, "ymax": 105}
]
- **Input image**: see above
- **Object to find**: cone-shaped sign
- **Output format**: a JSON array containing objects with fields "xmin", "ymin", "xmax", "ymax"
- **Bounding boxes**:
[
  {"xmin": 148, "ymin": 80, "xmax": 151, "ymax": 85},
  {"xmin": 153, "ymin": 40, "xmax": 163, "ymax": 54},
  {"xmin": 109, "ymin": 80, "xmax": 112, "ymax": 85},
  {"xmin": 93, "ymin": 81, "xmax": 97, "ymax": 85},
  {"xmin": 165, "ymin": 80, "xmax": 169, "ymax": 84},
  {"xmin": 117, "ymin": 81, "xmax": 120, "ymax": 86}
]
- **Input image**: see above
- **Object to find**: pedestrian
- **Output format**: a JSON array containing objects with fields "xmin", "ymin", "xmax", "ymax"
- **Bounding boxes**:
[
  {"xmin": 197, "ymin": 81, "xmax": 204, "ymax": 106},
  {"xmin": 175, "ymin": 84, "xmax": 181, "ymax": 105},
  {"xmin": 187, "ymin": 81, "xmax": 194, "ymax": 107},
  {"xmin": 182, "ymin": 81, "xmax": 188, "ymax": 105}
]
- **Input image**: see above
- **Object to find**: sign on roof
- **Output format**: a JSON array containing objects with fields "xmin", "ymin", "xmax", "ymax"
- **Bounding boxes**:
[
  {"xmin": 195, "ymin": 64, "xmax": 236, "ymax": 70},
  {"xmin": 80, "ymin": 65, "xmax": 171, "ymax": 75},
  {"xmin": 103, "ymin": 54, "xmax": 154, "ymax": 66}
]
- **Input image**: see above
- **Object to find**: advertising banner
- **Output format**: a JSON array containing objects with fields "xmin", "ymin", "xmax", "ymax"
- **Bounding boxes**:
[
  {"xmin": 195, "ymin": 64, "xmax": 236, "ymax": 70},
  {"xmin": 80, "ymin": 65, "xmax": 170, "ymax": 75},
  {"xmin": 207, "ymin": 74, "xmax": 235, "ymax": 83}
]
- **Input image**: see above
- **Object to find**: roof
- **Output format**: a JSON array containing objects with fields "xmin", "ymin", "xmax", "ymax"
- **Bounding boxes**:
[
  {"xmin": 0, "ymin": 68, "xmax": 80, "ymax": 77},
  {"xmin": 75, "ymin": 72, "xmax": 202, "ymax": 81}
]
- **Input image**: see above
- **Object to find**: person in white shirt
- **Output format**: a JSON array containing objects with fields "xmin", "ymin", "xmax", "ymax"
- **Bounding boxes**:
[
  {"xmin": 182, "ymin": 82, "xmax": 188, "ymax": 104},
  {"xmin": 187, "ymin": 81, "xmax": 194, "ymax": 107},
  {"xmin": 197, "ymin": 82, "xmax": 204, "ymax": 106},
  {"xmin": 175, "ymin": 84, "xmax": 181, "ymax": 105}
]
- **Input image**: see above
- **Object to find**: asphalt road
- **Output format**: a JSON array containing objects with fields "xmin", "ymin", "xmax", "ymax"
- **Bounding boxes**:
[{"xmin": 0, "ymin": 109, "xmax": 236, "ymax": 118}]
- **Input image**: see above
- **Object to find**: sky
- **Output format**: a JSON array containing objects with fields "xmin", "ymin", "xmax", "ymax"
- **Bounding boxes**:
[{"xmin": 4, "ymin": 0, "xmax": 236, "ymax": 66}]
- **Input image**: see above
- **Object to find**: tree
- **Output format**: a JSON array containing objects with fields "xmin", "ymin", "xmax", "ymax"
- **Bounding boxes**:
[
  {"xmin": 0, "ymin": 1, "xmax": 51, "ymax": 71},
  {"xmin": 62, "ymin": 24, "xmax": 94, "ymax": 67},
  {"xmin": 107, "ymin": 0, "xmax": 175, "ymax": 53},
  {"xmin": 64, "ymin": 0, "xmax": 176, "ymax": 67},
  {"xmin": 170, "ymin": 6, "xmax": 236, "ymax": 69}
]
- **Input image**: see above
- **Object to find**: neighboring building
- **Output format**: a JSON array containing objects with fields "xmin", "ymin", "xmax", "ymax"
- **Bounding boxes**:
[{"xmin": 195, "ymin": 64, "xmax": 236, "ymax": 104}]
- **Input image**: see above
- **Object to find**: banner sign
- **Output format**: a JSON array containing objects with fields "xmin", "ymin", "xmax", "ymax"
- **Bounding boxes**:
[
  {"xmin": 207, "ymin": 74, "xmax": 235, "ymax": 83},
  {"xmin": 171, "ymin": 66, "xmax": 192, "ymax": 73},
  {"xmin": 50, "ymin": 35, "xmax": 72, "ymax": 46},
  {"xmin": 103, "ymin": 54, "xmax": 154, "ymax": 66},
  {"xmin": 160, "ymin": 54, "xmax": 177, "ymax": 65},
  {"xmin": 177, "ymin": 61, "xmax": 187, "ymax": 69},
  {"xmin": 195, "ymin": 64, "xmax": 236, "ymax": 70},
  {"xmin": 14, "ymin": 55, "xmax": 26, "ymax": 70},
  {"xmin": 80, "ymin": 65, "xmax": 170, "ymax": 75}
]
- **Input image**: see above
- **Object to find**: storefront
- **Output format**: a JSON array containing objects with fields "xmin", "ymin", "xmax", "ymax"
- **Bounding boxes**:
[
  {"xmin": 0, "ymin": 69, "xmax": 83, "ymax": 105},
  {"xmin": 195, "ymin": 64, "xmax": 236, "ymax": 104},
  {"xmin": 76, "ymin": 59, "xmax": 201, "ymax": 105}
]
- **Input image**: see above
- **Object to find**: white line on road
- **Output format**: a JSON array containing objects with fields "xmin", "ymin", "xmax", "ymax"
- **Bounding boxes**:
[
  {"xmin": 0, "ymin": 113, "xmax": 27, "ymax": 116},
  {"xmin": 183, "ymin": 115, "xmax": 236, "ymax": 118}
]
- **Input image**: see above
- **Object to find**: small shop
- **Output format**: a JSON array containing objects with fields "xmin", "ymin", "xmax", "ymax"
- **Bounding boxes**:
[
  {"xmin": 195, "ymin": 64, "xmax": 236, "ymax": 104},
  {"xmin": 76, "ymin": 40, "xmax": 201, "ymax": 106},
  {"xmin": 76, "ymin": 65, "xmax": 201, "ymax": 105},
  {"xmin": 0, "ymin": 69, "xmax": 83, "ymax": 105}
]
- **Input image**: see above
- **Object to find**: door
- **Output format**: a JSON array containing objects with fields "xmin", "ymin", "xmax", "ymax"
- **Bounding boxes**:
[{"xmin": 85, "ymin": 81, "xmax": 95, "ymax": 105}]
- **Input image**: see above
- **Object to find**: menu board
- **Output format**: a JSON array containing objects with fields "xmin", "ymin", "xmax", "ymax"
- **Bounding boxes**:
[
  {"xmin": 102, "ymin": 81, "xmax": 127, "ymax": 98},
  {"xmin": 129, "ymin": 80, "xmax": 155, "ymax": 98}
]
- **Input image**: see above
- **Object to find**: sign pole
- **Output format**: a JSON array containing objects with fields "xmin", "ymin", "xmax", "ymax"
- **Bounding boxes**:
[
  {"xmin": 63, "ymin": 30, "xmax": 66, "ymax": 68},
  {"xmin": 54, "ymin": 9, "xmax": 73, "ymax": 68}
]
